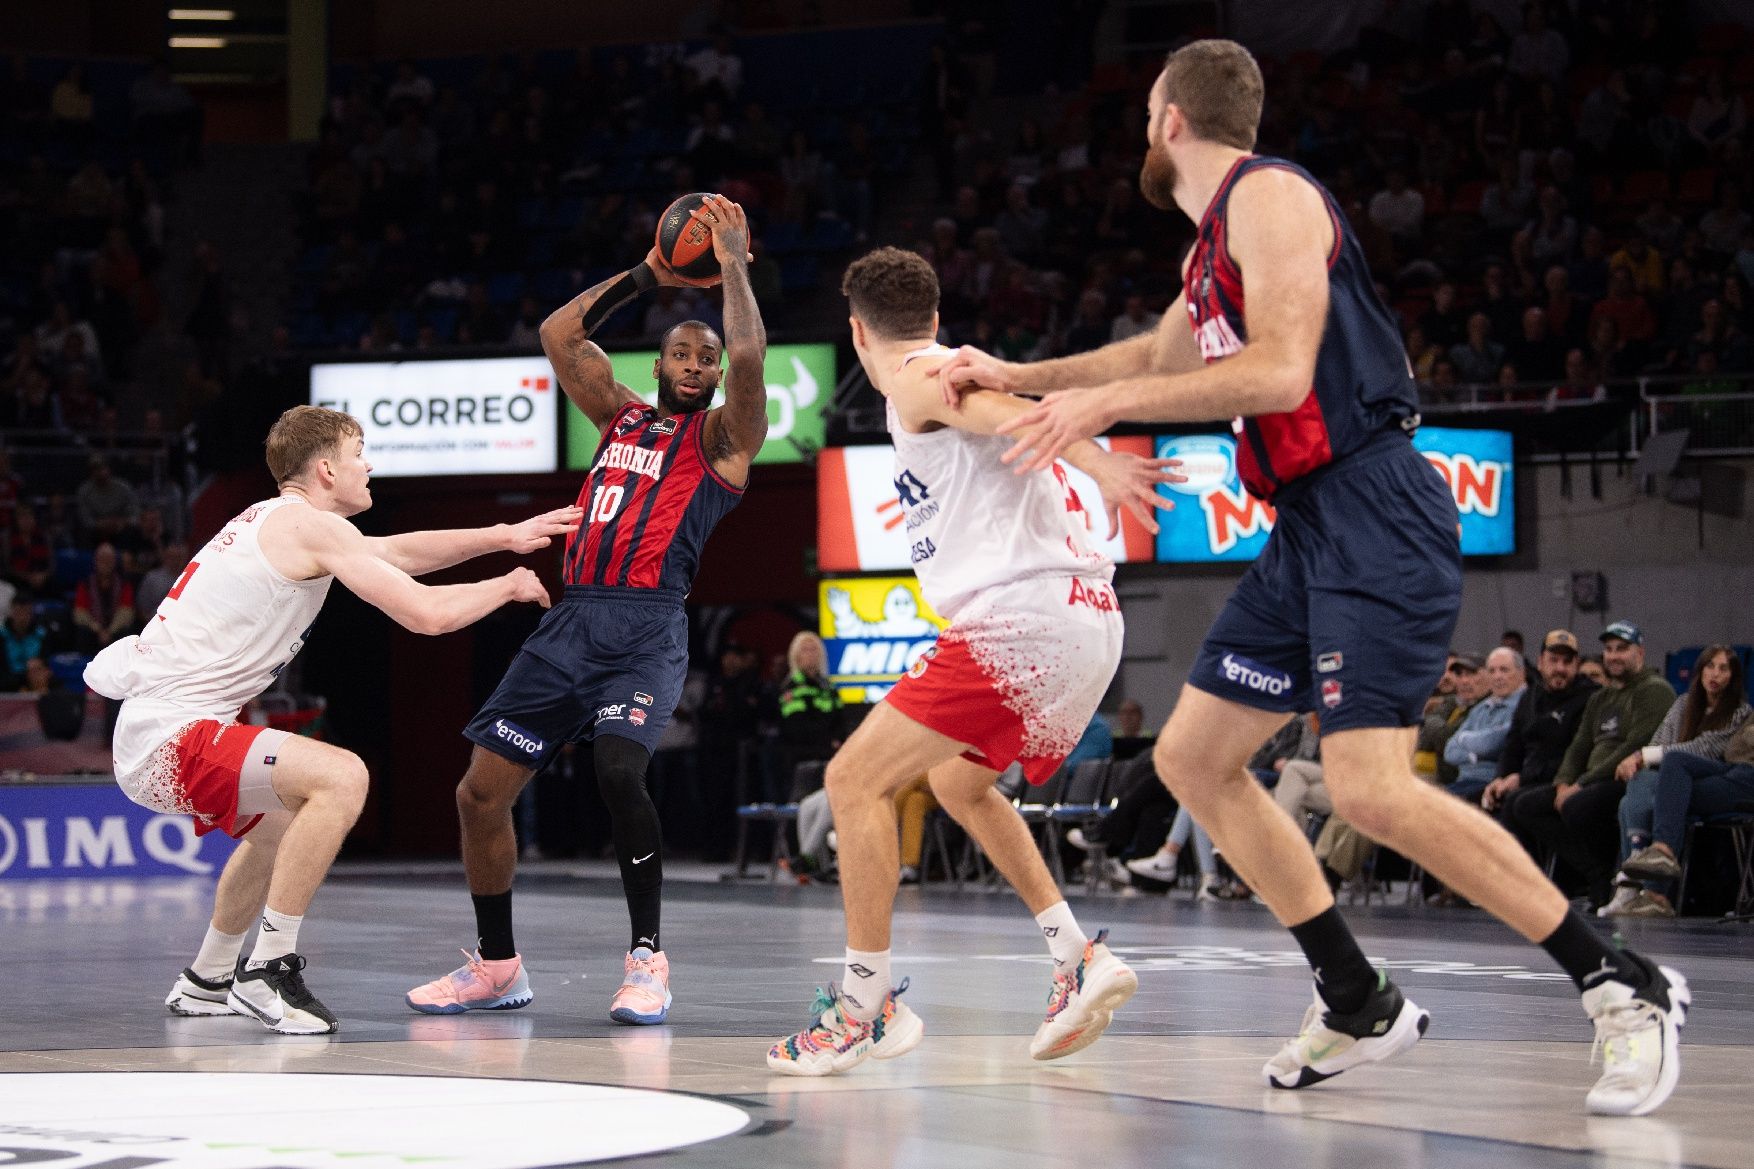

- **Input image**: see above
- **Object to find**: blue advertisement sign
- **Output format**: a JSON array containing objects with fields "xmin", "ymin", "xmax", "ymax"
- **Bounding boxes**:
[
  {"xmin": 1153, "ymin": 427, "xmax": 1515, "ymax": 562},
  {"xmin": 0, "ymin": 784, "xmax": 241, "ymax": 880}
]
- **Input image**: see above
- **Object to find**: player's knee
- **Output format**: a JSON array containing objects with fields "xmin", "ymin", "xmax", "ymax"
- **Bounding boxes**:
[
  {"xmin": 1326, "ymin": 772, "xmax": 1412, "ymax": 842},
  {"xmin": 325, "ymin": 752, "xmax": 370, "ymax": 815},
  {"xmin": 456, "ymin": 772, "xmax": 510, "ymax": 820},
  {"xmin": 823, "ymin": 755, "xmax": 871, "ymax": 804}
]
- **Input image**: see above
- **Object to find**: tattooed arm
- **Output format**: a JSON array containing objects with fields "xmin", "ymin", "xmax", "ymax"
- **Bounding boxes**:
[
  {"xmin": 698, "ymin": 195, "xmax": 768, "ymax": 484},
  {"xmin": 538, "ymin": 248, "xmax": 686, "ymax": 432}
]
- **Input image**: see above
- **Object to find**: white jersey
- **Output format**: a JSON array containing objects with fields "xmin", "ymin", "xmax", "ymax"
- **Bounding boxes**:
[
  {"xmin": 85, "ymin": 495, "xmax": 333, "ymax": 791},
  {"xmin": 886, "ymin": 345, "xmax": 1111, "ymax": 620}
]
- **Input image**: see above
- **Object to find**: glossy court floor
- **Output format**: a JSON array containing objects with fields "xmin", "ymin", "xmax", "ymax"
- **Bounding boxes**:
[{"xmin": 3, "ymin": 864, "xmax": 1752, "ymax": 1169}]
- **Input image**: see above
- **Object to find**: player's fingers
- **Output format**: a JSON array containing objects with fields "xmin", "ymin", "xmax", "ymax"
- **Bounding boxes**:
[
  {"xmin": 1126, "ymin": 498, "xmax": 1160, "ymax": 535},
  {"xmin": 1149, "ymin": 486, "xmax": 1176, "ymax": 512},
  {"xmin": 1104, "ymin": 504, "xmax": 1120, "ymax": 541}
]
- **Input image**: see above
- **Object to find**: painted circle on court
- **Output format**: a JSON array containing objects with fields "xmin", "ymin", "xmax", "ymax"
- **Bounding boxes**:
[{"xmin": 0, "ymin": 1072, "xmax": 749, "ymax": 1167}]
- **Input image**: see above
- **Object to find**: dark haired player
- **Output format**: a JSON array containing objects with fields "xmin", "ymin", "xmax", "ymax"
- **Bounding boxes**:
[
  {"xmin": 409, "ymin": 195, "xmax": 766, "ymax": 1025},
  {"xmin": 941, "ymin": 40, "xmax": 1688, "ymax": 1116}
]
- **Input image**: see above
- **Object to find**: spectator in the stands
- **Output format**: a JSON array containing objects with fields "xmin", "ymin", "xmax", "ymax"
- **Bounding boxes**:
[
  {"xmin": 0, "ymin": 591, "xmax": 48, "ymax": 690},
  {"xmin": 1508, "ymin": 620, "xmax": 1675, "ymax": 908},
  {"xmin": 1590, "ymin": 265, "xmax": 1658, "ymax": 347},
  {"xmin": 1606, "ymin": 645, "xmax": 1753, "ymax": 917},
  {"xmin": 1416, "ymin": 652, "xmax": 1480, "ymax": 781},
  {"xmin": 1487, "ymin": 629, "xmax": 1599, "ymax": 823},
  {"xmin": 686, "ymin": 33, "xmax": 744, "ymax": 101},
  {"xmin": 115, "ymin": 506, "xmax": 167, "ymax": 579},
  {"xmin": 1508, "ymin": 305, "xmax": 1564, "ymax": 382},
  {"xmin": 1449, "ymin": 312, "xmax": 1504, "ymax": 384},
  {"xmin": 76, "ymin": 456, "xmax": 139, "ymax": 542},
  {"xmin": 1111, "ymin": 698, "xmax": 1149, "ymax": 741},
  {"xmin": 133, "ymin": 539, "xmax": 186, "ymax": 625},
  {"xmin": 1442, "ymin": 647, "xmax": 1527, "ymax": 802},
  {"xmin": 72, "ymin": 542, "xmax": 134, "ymax": 655},
  {"xmin": 1689, "ymin": 70, "xmax": 1747, "ymax": 157}
]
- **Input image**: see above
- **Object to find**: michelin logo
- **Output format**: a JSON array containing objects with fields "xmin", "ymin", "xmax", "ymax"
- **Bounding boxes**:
[
  {"xmin": 494, "ymin": 719, "xmax": 545, "ymax": 756},
  {"xmin": 1221, "ymin": 653, "xmax": 1293, "ymax": 696}
]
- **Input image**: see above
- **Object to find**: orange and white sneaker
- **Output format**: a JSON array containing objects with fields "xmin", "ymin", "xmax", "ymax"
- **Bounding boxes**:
[
  {"xmin": 767, "ymin": 980, "xmax": 921, "ymax": 1077},
  {"xmin": 610, "ymin": 947, "xmax": 672, "ymax": 1025},
  {"xmin": 1029, "ymin": 930, "xmax": 1138, "ymax": 1060},
  {"xmin": 406, "ymin": 950, "xmax": 532, "ymax": 1015}
]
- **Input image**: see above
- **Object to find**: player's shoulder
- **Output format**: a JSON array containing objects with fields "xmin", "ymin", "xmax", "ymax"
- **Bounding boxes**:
[
  {"xmin": 264, "ymin": 501, "xmax": 354, "ymax": 548},
  {"xmin": 1229, "ymin": 161, "xmax": 1327, "ymax": 214}
]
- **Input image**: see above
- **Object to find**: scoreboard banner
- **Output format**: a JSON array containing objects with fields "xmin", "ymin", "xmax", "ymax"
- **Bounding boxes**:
[
  {"xmin": 817, "ymin": 437, "xmax": 1157, "ymax": 573},
  {"xmin": 818, "ymin": 575, "xmax": 947, "ymax": 703},
  {"xmin": 1152, "ymin": 426, "xmax": 1515, "ymax": 562},
  {"xmin": 566, "ymin": 342, "xmax": 834, "ymax": 469}
]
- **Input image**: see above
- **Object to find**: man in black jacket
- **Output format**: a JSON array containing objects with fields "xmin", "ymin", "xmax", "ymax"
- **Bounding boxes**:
[{"xmin": 1483, "ymin": 630, "xmax": 1599, "ymax": 830}]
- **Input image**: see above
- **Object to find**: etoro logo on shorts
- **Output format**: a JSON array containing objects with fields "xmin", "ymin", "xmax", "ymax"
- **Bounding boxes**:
[
  {"xmin": 494, "ymin": 719, "xmax": 545, "ymax": 756},
  {"xmin": 1220, "ymin": 653, "xmax": 1293, "ymax": 696}
]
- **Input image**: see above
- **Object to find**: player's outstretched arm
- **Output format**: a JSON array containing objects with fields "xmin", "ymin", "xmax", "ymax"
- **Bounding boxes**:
[
  {"xmin": 286, "ymin": 508, "xmax": 552, "ymax": 635},
  {"xmin": 699, "ymin": 194, "xmax": 768, "ymax": 483},
  {"xmin": 540, "ymin": 252, "xmax": 693, "ymax": 433},
  {"xmin": 367, "ymin": 506, "xmax": 582, "ymax": 576},
  {"xmin": 994, "ymin": 169, "xmax": 1332, "ymax": 471},
  {"xmin": 936, "ymin": 329, "xmax": 1156, "ymax": 406}
]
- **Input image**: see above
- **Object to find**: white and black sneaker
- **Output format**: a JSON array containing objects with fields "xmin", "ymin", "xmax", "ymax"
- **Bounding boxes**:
[
  {"xmin": 1264, "ymin": 971, "xmax": 1430, "ymax": 1089},
  {"xmin": 227, "ymin": 954, "xmax": 340, "ymax": 1035},
  {"xmin": 165, "ymin": 967, "xmax": 238, "ymax": 1017},
  {"xmin": 1583, "ymin": 952, "xmax": 1689, "ymax": 1116}
]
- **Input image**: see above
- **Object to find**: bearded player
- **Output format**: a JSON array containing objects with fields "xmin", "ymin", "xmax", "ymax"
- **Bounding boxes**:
[
  {"xmin": 408, "ymin": 195, "xmax": 765, "ymax": 1025},
  {"xmin": 939, "ymin": 40, "xmax": 1687, "ymax": 1116}
]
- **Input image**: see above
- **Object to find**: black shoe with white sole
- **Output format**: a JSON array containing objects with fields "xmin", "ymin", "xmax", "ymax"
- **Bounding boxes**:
[
  {"xmin": 165, "ymin": 967, "xmax": 238, "ymax": 1016},
  {"xmin": 1263, "ymin": 971, "xmax": 1430, "ymax": 1089},
  {"xmin": 227, "ymin": 954, "xmax": 340, "ymax": 1035}
]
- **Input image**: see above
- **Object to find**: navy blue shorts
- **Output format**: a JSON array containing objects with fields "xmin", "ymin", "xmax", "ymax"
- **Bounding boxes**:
[
  {"xmin": 464, "ymin": 586, "xmax": 687, "ymax": 769},
  {"xmin": 1188, "ymin": 432, "xmax": 1462, "ymax": 733}
]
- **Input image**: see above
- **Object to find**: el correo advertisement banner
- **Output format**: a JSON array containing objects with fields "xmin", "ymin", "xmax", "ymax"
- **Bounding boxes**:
[
  {"xmin": 816, "ymin": 437, "xmax": 1157, "ymax": 573},
  {"xmin": 566, "ymin": 342, "xmax": 834, "ymax": 469},
  {"xmin": 1152, "ymin": 426, "xmax": 1516, "ymax": 562},
  {"xmin": 0, "ymin": 783, "xmax": 240, "ymax": 880},
  {"xmin": 818, "ymin": 576, "xmax": 947, "ymax": 703},
  {"xmin": 310, "ymin": 356, "xmax": 559, "ymax": 477}
]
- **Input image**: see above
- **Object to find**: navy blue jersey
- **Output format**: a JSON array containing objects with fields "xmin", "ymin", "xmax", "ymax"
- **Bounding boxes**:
[
  {"xmin": 564, "ymin": 401, "xmax": 743, "ymax": 591},
  {"xmin": 1186, "ymin": 155, "xmax": 1419, "ymax": 501}
]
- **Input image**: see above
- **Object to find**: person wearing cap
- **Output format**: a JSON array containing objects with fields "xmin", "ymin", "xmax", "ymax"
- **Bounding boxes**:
[
  {"xmin": 1605, "ymin": 645, "xmax": 1752, "ymax": 917},
  {"xmin": 1431, "ymin": 653, "xmax": 1488, "ymax": 786},
  {"xmin": 1441, "ymin": 648, "xmax": 1528, "ymax": 803},
  {"xmin": 1413, "ymin": 653, "xmax": 1479, "ymax": 779},
  {"xmin": 1485, "ymin": 630, "xmax": 1600, "ymax": 834},
  {"xmin": 1509, "ymin": 620, "xmax": 1675, "ymax": 909}
]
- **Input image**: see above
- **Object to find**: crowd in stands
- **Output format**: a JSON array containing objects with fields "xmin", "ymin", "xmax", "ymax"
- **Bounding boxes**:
[{"xmin": 912, "ymin": 0, "xmax": 1754, "ymax": 417}]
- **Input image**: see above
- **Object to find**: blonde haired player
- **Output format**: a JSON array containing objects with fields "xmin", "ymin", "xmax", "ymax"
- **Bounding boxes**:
[
  {"xmin": 85, "ymin": 406, "xmax": 574, "ymax": 1034},
  {"xmin": 767, "ymin": 247, "xmax": 1183, "ymax": 1075}
]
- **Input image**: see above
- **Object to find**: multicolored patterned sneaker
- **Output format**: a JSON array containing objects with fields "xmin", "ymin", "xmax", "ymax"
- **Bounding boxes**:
[
  {"xmin": 768, "ymin": 980, "xmax": 923, "ymax": 1077},
  {"xmin": 406, "ymin": 950, "xmax": 533, "ymax": 1015},
  {"xmin": 1029, "ymin": 929, "xmax": 1139, "ymax": 1060},
  {"xmin": 609, "ymin": 947, "xmax": 672, "ymax": 1025}
]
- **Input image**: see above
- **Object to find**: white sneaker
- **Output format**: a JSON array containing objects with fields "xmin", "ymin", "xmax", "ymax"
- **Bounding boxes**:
[
  {"xmin": 1102, "ymin": 857, "xmax": 1131, "ymax": 886},
  {"xmin": 1030, "ymin": 930, "xmax": 1138, "ymax": 1060},
  {"xmin": 1066, "ymin": 828, "xmax": 1091, "ymax": 852},
  {"xmin": 227, "ymin": 955, "xmax": 339, "ymax": 1035},
  {"xmin": 1583, "ymin": 956, "xmax": 1689, "ymax": 1116},
  {"xmin": 1193, "ymin": 880, "xmax": 1222, "ymax": 903},
  {"xmin": 1125, "ymin": 851, "xmax": 1179, "ymax": 883},
  {"xmin": 1264, "ymin": 972, "xmax": 1429, "ymax": 1089},
  {"xmin": 1597, "ymin": 881, "xmax": 1639, "ymax": 918},
  {"xmin": 165, "ymin": 967, "xmax": 238, "ymax": 1016}
]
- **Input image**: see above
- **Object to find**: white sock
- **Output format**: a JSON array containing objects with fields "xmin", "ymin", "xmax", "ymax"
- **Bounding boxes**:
[
  {"xmin": 247, "ymin": 907, "xmax": 303, "ymax": 969},
  {"xmin": 840, "ymin": 947, "xmax": 890, "ymax": 1022},
  {"xmin": 191, "ymin": 924, "xmax": 248, "ymax": 981},
  {"xmin": 1035, "ymin": 901, "xmax": 1089, "ymax": 970}
]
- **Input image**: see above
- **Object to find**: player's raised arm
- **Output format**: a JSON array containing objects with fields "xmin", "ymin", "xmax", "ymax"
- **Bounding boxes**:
[
  {"xmin": 365, "ymin": 506, "xmax": 583, "ymax": 576},
  {"xmin": 699, "ymin": 194, "xmax": 768, "ymax": 483},
  {"xmin": 996, "ymin": 168, "xmax": 1332, "ymax": 471},
  {"xmin": 540, "ymin": 254, "xmax": 691, "ymax": 433},
  {"xmin": 277, "ymin": 507, "xmax": 552, "ymax": 636}
]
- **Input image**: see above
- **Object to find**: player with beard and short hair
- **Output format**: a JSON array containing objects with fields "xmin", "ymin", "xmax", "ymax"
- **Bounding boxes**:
[
  {"xmin": 938, "ymin": 38, "xmax": 1690, "ymax": 1117},
  {"xmin": 409, "ymin": 195, "xmax": 767, "ymax": 1025}
]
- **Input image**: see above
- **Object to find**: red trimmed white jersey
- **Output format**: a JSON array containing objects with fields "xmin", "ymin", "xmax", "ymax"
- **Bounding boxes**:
[{"xmin": 85, "ymin": 495, "xmax": 331, "ymax": 807}]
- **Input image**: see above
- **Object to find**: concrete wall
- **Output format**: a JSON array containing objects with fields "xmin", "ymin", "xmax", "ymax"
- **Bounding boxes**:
[{"xmin": 1110, "ymin": 458, "xmax": 1754, "ymax": 726}]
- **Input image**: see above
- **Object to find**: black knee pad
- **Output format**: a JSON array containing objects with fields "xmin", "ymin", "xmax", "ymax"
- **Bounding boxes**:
[{"xmin": 594, "ymin": 734, "xmax": 654, "ymax": 817}]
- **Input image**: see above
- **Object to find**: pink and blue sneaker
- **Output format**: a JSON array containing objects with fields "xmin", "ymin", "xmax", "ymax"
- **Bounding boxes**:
[
  {"xmin": 610, "ymin": 947, "xmax": 672, "ymax": 1025},
  {"xmin": 406, "ymin": 950, "xmax": 532, "ymax": 1015}
]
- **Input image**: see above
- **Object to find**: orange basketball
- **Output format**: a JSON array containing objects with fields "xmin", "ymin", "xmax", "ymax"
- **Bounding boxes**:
[{"xmin": 654, "ymin": 192, "xmax": 721, "ymax": 286}]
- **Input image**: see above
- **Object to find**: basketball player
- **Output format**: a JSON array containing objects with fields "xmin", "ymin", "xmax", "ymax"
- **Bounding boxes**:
[
  {"xmin": 767, "ymin": 247, "xmax": 1183, "ymax": 1076},
  {"xmin": 407, "ymin": 195, "xmax": 766, "ymax": 1025},
  {"xmin": 84, "ymin": 406, "xmax": 570, "ymax": 1034},
  {"xmin": 938, "ymin": 40, "xmax": 1687, "ymax": 1115}
]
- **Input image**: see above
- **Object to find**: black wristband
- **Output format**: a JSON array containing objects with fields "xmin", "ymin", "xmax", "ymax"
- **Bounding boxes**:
[
  {"xmin": 630, "ymin": 261, "xmax": 658, "ymax": 293},
  {"xmin": 580, "ymin": 264, "xmax": 656, "ymax": 337}
]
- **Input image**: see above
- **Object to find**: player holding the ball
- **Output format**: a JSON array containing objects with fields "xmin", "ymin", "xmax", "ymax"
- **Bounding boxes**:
[{"xmin": 408, "ymin": 194, "xmax": 767, "ymax": 1025}]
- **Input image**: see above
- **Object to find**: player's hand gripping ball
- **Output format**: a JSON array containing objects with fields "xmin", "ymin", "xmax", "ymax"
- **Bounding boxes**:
[{"xmin": 654, "ymin": 192, "xmax": 722, "ymax": 287}]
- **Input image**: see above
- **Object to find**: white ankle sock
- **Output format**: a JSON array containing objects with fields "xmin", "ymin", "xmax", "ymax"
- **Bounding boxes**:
[
  {"xmin": 840, "ymin": 947, "xmax": 890, "ymax": 1022},
  {"xmin": 191, "ymin": 924, "xmax": 248, "ymax": 981},
  {"xmin": 1035, "ymin": 901, "xmax": 1089, "ymax": 970},
  {"xmin": 247, "ymin": 907, "xmax": 303, "ymax": 969}
]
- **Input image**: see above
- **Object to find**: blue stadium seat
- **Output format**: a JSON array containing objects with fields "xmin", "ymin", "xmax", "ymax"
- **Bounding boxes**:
[
  {"xmin": 53, "ymin": 549, "xmax": 92, "ymax": 590},
  {"xmin": 48, "ymin": 653, "xmax": 89, "ymax": 694}
]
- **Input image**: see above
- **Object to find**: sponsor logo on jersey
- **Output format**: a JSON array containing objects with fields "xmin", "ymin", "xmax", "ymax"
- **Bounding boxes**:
[
  {"xmin": 909, "ymin": 536, "xmax": 937, "ymax": 564},
  {"xmin": 906, "ymin": 645, "xmax": 939, "ymax": 678},
  {"xmin": 493, "ymin": 719, "xmax": 545, "ymax": 756},
  {"xmin": 1220, "ymin": 653, "xmax": 1293, "ymax": 696},
  {"xmin": 597, "ymin": 703, "xmax": 628, "ymax": 723},
  {"xmin": 595, "ymin": 441, "xmax": 666, "ymax": 480},
  {"xmin": 1066, "ymin": 578, "xmax": 1118, "ymax": 612},
  {"xmin": 650, "ymin": 417, "xmax": 678, "ymax": 436},
  {"xmin": 629, "ymin": 708, "xmax": 647, "ymax": 726},
  {"xmin": 634, "ymin": 691, "xmax": 654, "ymax": 705},
  {"xmin": 1317, "ymin": 652, "xmax": 1343, "ymax": 674},
  {"xmin": 1322, "ymin": 679, "xmax": 1344, "ymax": 709},
  {"xmin": 1194, "ymin": 314, "xmax": 1245, "ymax": 361}
]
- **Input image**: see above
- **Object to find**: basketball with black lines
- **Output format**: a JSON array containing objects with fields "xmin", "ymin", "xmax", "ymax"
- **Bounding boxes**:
[{"xmin": 655, "ymin": 192, "xmax": 720, "ymax": 285}]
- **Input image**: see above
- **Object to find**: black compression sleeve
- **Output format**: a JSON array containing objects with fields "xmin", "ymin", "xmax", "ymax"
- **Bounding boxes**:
[{"xmin": 580, "ymin": 262, "xmax": 659, "ymax": 337}]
